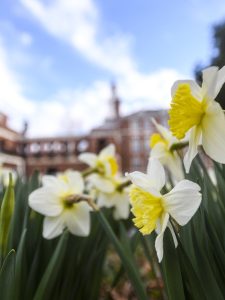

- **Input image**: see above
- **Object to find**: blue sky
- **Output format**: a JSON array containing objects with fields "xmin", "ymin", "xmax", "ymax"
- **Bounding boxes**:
[{"xmin": 0, "ymin": 0, "xmax": 225, "ymax": 136}]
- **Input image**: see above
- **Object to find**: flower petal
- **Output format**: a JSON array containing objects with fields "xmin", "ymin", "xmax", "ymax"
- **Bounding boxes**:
[
  {"xmin": 42, "ymin": 175, "xmax": 67, "ymax": 194},
  {"xmin": 150, "ymin": 142, "xmax": 167, "ymax": 160},
  {"xmin": 29, "ymin": 187, "xmax": 63, "ymax": 217},
  {"xmin": 99, "ymin": 144, "xmax": 115, "ymax": 158},
  {"xmin": 97, "ymin": 192, "xmax": 114, "ymax": 208},
  {"xmin": 147, "ymin": 158, "xmax": 165, "ymax": 191},
  {"xmin": 78, "ymin": 153, "xmax": 97, "ymax": 167},
  {"xmin": 65, "ymin": 202, "xmax": 92, "ymax": 236},
  {"xmin": 215, "ymin": 66, "xmax": 225, "ymax": 98},
  {"xmin": 183, "ymin": 126, "xmax": 202, "ymax": 173},
  {"xmin": 113, "ymin": 193, "xmax": 130, "ymax": 220},
  {"xmin": 43, "ymin": 216, "xmax": 65, "ymax": 239},
  {"xmin": 155, "ymin": 213, "xmax": 169, "ymax": 262},
  {"xmin": 152, "ymin": 118, "xmax": 171, "ymax": 141},
  {"xmin": 167, "ymin": 222, "xmax": 178, "ymax": 248},
  {"xmin": 202, "ymin": 66, "xmax": 218, "ymax": 101},
  {"xmin": 171, "ymin": 80, "xmax": 202, "ymax": 101},
  {"xmin": 127, "ymin": 171, "xmax": 161, "ymax": 197},
  {"xmin": 202, "ymin": 101, "xmax": 225, "ymax": 164},
  {"xmin": 89, "ymin": 174, "xmax": 115, "ymax": 193},
  {"xmin": 65, "ymin": 171, "xmax": 84, "ymax": 194},
  {"xmin": 166, "ymin": 153, "xmax": 184, "ymax": 182},
  {"xmin": 163, "ymin": 180, "xmax": 201, "ymax": 226}
]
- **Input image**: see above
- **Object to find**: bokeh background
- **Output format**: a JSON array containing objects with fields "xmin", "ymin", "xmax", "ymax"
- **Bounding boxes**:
[{"xmin": 1, "ymin": 0, "xmax": 225, "ymax": 137}]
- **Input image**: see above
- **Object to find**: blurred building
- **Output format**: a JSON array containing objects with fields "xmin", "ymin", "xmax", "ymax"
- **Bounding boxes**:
[
  {"xmin": 0, "ymin": 112, "xmax": 25, "ymax": 175},
  {"xmin": 0, "ymin": 84, "xmax": 168, "ymax": 176}
]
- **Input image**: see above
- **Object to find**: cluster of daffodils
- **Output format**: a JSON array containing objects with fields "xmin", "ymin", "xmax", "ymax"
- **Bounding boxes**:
[
  {"xmin": 28, "ymin": 65, "xmax": 225, "ymax": 263},
  {"xmin": 79, "ymin": 144, "xmax": 130, "ymax": 220},
  {"xmin": 129, "ymin": 65, "xmax": 225, "ymax": 262},
  {"xmin": 29, "ymin": 144, "xmax": 130, "ymax": 239}
]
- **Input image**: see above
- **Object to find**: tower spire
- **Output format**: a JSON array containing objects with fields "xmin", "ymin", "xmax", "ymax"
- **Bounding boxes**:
[{"xmin": 109, "ymin": 81, "xmax": 120, "ymax": 119}]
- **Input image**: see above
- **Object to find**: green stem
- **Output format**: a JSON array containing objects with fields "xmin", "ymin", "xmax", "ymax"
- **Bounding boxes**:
[
  {"xmin": 116, "ymin": 180, "xmax": 131, "ymax": 192},
  {"xmin": 97, "ymin": 211, "xmax": 148, "ymax": 300},
  {"xmin": 81, "ymin": 167, "xmax": 98, "ymax": 178},
  {"xmin": 169, "ymin": 141, "xmax": 188, "ymax": 152}
]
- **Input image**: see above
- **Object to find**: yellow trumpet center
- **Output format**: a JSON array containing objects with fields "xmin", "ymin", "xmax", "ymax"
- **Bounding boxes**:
[
  {"xmin": 129, "ymin": 186, "xmax": 164, "ymax": 235},
  {"xmin": 97, "ymin": 156, "xmax": 118, "ymax": 176},
  {"xmin": 150, "ymin": 133, "xmax": 168, "ymax": 148},
  {"xmin": 107, "ymin": 156, "xmax": 118, "ymax": 176},
  {"xmin": 168, "ymin": 83, "xmax": 206, "ymax": 139}
]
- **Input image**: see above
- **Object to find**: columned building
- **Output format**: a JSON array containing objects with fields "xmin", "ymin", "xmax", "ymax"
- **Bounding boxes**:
[
  {"xmin": 0, "ymin": 113, "xmax": 25, "ymax": 175},
  {"xmin": 0, "ymin": 85, "xmax": 168, "ymax": 176}
]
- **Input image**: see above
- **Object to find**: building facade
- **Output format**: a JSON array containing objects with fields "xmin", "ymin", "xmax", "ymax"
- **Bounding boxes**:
[{"xmin": 0, "ymin": 85, "xmax": 168, "ymax": 176}]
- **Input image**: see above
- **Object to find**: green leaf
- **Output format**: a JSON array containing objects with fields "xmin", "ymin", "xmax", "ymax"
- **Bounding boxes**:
[
  {"xmin": 33, "ymin": 230, "xmax": 69, "ymax": 300},
  {"xmin": 0, "ymin": 175, "xmax": 15, "ymax": 263},
  {"xmin": 14, "ymin": 229, "xmax": 27, "ymax": 300},
  {"xmin": 0, "ymin": 249, "xmax": 16, "ymax": 300},
  {"xmin": 162, "ymin": 229, "xmax": 185, "ymax": 300},
  {"xmin": 97, "ymin": 210, "xmax": 148, "ymax": 300}
]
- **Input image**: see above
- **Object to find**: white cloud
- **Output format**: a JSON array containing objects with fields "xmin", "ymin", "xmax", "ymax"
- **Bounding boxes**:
[
  {"xmin": 20, "ymin": 0, "xmax": 135, "ymax": 76},
  {"xmin": 0, "ymin": 39, "xmax": 109, "ymax": 137},
  {"xmin": 0, "ymin": 0, "xmax": 187, "ymax": 137}
]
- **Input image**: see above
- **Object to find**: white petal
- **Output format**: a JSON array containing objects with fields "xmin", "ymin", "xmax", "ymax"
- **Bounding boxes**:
[
  {"xmin": 155, "ymin": 213, "xmax": 169, "ymax": 262},
  {"xmin": 65, "ymin": 202, "xmax": 92, "ymax": 236},
  {"xmin": 184, "ymin": 126, "xmax": 202, "ymax": 173},
  {"xmin": 167, "ymin": 222, "xmax": 178, "ymax": 248},
  {"xmin": 150, "ymin": 142, "xmax": 167, "ymax": 160},
  {"xmin": 168, "ymin": 179, "xmax": 201, "ymax": 192},
  {"xmin": 99, "ymin": 144, "xmax": 115, "ymax": 158},
  {"xmin": 202, "ymin": 66, "xmax": 218, "ymax": 101},
  {"xmin": 152, "ymin": 118, "xmax": 171, "ymax": 141},
  {"xmin": 43, "ymin": 216, "xmax": 65, "ymax": 239},
  {"xmin": 127, "ymin": 171, "xmax": 161, "ymax": 197},
  {"xmin": 65, "ymin": 171, "xmax": 84, "ymax": 194},
  {"xmin": 171, "ymin": 80, "xmax": 202, "ymax": 101},
  {"xmin": 202, "ymin": 102, "xmax": 225, "ymax": 164},
  {"xmin": 215, "ymin": 66, "xmax": 225, "ymax": 98},
  {"xmin": 163, "ymin": 180, "xmax": 201, "ymax": 226},
  {"xmin": 42, "ymin": 175, "xmax": 67, "ymax": 194},
  {"xmin": 89, "ymin": 174, "xmax": 115, "ymax": 193},
  {"xmin": 113, "ymin": 193, "xmax": 130, "ymax": 220},
  {"xmin": 166, "ymin": 153, "xmax": 184, "ymax": 182},
  {"xmin": 29, "ymin": 187, "xmax": 63, "ymax": 216},
  {"xmin": 147, "ymin": 158, "xmax": 165, "ymax": 191},
  {"xmin": 97, "ymin": 192, "xmax": 114, "ymax": 208},
  {"xmin": 78, "ymin": 153, "xmax": 97, "ymax": 167}
]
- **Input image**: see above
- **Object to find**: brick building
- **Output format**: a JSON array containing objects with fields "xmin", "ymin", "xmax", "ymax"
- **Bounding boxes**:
[
  {"xmin": 0, "ymin": 113, "xmax": 25, "ymax": 175},
  {"xmin": 0, "ymin": 85, "xmax": 168, "ymax": 176}
]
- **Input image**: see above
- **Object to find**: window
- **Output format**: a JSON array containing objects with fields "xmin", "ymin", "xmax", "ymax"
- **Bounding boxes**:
[{"xmin": 131, "ymin": 138, "xmax": 141, "ymax": 153}]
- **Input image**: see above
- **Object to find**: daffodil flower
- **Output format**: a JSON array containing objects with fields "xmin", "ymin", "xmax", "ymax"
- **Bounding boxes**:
[
  {"xmin": 90, "ymin": 175, "xmax": 130, "ymax": 220},
  {"xmin": 79, "ymin": 144, "xmax": 118, "ymax": 177},
  {"xmin": 150, "ymin": 119, "xmax": 183, "ymax": 181},
  {"xmin": 168, "ymin": 66, "xmax": 225, "ymax": 172},
  {"xmin": 127, "ymin": 158, "xmax": 201, "ymax": 262},
  {"xmin": 29, "ymin": 170, "xmax": 92, "ymax": 239},
  {"xmin": 79, "ymin": 144, "xmax": 119, "ymax": 193}
]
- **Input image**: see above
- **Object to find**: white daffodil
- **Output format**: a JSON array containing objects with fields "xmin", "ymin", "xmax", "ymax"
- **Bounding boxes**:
[
  {"xmin": 88, "ymin": 174, "xmax": 130, "ymax": 220},
  {"xmin": 79, "ymin": 144, "xmax": 118, "ymax": 177},
  {"xmin": 168, "ymin": 66, "xmax": 225, "ymax": 172},
  {"xmin": 29, "ymin": 170, "xmax": 92, "ymax": 239},
  {"xmin": 79, "ymin": 144, "xmax": 119, "ymax": 193},
  {"xmin": 150, "ymin": 119, "xmax": 184, "ymax": 181},
  {"xmin": 127, "ymin": 158, "xmax": 201, "ymax": 262}
]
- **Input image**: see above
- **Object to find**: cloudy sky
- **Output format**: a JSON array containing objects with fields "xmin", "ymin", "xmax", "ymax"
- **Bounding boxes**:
[{"xmin": 0, "ymin": 0, "xmax": 225, "ymax": 137}]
